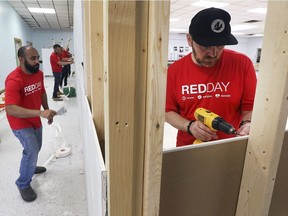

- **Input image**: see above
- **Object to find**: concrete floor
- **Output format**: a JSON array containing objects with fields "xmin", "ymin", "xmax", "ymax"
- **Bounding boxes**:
[{"xmin": 0, "ymin": 76, "xmax": 88, "ymax": 216}]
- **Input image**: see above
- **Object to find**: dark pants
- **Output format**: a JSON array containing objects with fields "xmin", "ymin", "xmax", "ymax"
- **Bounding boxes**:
[
  {"xmin": 53, "ymin": 72, "xmax": 62, "ymax": 98},
  {"xmin": 67, "ymin": 64, "xmax": 71, "ymax": 76},
  {"xmin": 61, "ymin": 65, "xmax": 69, "ymax": 87}
]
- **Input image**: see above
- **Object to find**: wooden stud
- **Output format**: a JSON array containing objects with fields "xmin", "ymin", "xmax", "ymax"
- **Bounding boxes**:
[
  {"xmin": 104, "ymin": 2, "xmax": 138, "ymax": 215},
  {"xmin": 90, "ymin": 1, "xmax": 105, "ymax": 153},
  {"xmin": 236, "ymin": 1, "xmax": 288, "ymax": 215},
  {"xmin": 103, "ymin": 1, "xmax": 170, "ymax": 215},
  {"xmin": 143, "ymin": 1, "xmax": 170, "ymax": 216},
  {"xmin": 83, "ymin": 0, "xmax": 92, "ymax": 103}
]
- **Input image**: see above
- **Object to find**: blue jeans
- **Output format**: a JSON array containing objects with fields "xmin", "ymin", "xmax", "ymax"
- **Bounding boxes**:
[
  {"xmin": 13, "ymin": 127, "xmax": 43, "ymax": 189},
  {"xmin": 53, "ymin": 72, "xmax": 62, "ymax": 98}
]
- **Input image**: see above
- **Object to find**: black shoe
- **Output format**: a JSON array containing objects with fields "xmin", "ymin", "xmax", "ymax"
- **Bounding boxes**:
[
  {"xmin": 52, "ymin": 97, "xmax": 63, "ymax": 101},
  {"xmin": 18, "ymin": 186, "xmax": 37, "ymax": 202},
  {"xmin": 34, "ymin": 166, "xmax": 47, "ymax": 174}
]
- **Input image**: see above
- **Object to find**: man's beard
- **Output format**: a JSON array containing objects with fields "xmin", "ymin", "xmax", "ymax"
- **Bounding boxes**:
[
  {"xmin": 191, "ymin": 45, "xmax": 219, "ymax": 67},
  {"xmin": 24, "ymin": 60, "xmax": 39, "ymax": 74}
]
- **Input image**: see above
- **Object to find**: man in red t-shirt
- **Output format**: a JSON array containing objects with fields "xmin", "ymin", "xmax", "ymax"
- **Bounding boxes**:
[
  {"xmin": 50, "ymin": 44, "xmax": 73, "ymax": 101},
  {"xmin": 5, "ymin": 46, "xmax": 57, "ymax": 202},
  {"xmin": 166, "ymin": 8, "xmax": 257, "ymax": 147},
  {"xmin": 60, "ymin": 47, "xmax": 73, "ymax": 87}
]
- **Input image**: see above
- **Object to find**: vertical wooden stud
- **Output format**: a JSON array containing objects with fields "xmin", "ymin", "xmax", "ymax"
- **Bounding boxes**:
[
  {"xmin": 103, "ymin": 1, "xmax": 170, "ymax": 216},
  {"xmin": 236, "ymin": 1, "xmax": 288, "ymax": 215},
  {"xmin": 90, "ymin": 0, "xmax": 105, "ymax": 153},
  {"xmin": 143, "ymin": 1, "xmax": 170, "ymax": 216},
  {"xmin": 83, "ymin": 0, "xmax": 92, "ymax": 102}
]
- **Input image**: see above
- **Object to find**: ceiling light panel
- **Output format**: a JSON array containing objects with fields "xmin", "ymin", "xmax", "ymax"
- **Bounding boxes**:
[
  {"xmin": 248, "ymin": 8, "xmax": 267, "ymax": 14},
  {"xmin": 28, "ymin": 7, "xmax": 56, "ymax": 14},
  {"xmin": 191, "ymin": 1, "xmax": 229, "ymax": 8},
  {"xmin": 232, "ymin": 24, "xmax": 257, "ymax": 31}
]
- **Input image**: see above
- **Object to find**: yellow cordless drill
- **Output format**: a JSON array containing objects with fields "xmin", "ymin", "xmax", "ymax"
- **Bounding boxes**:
[{"xmin": 193, "ymin": 108, "xmax": 236, "ymax": 144}]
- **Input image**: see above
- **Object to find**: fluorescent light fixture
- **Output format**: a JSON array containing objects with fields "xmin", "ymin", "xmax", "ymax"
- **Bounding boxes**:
[
  {"xmin": 191, "ymin": 0, "xmax": 229, "ymax": 8},
  {"xmin": 170, "ymin": 18, "xmax": 180, "ymax": 22},
  {"xmin": 248, "ymin": 8, "xmax": 267, "ymax": 14},
  {"xmin": 28, "ymin": 7, "xmax": 55, "ymax": 14},
  {"xmin": 232, "ymin": 24, "xmax": 257, "ymax": 31},
  {"xmin": 170, "ymin": 28, "xmax": 187, "ymax": 33},
  {"xmin": 232, "ymin": 32, "xmax": 245, "ymax": 36},
  {"xmin": 252, "ymin": 34, "xmax": 264, "ymax": 37}
]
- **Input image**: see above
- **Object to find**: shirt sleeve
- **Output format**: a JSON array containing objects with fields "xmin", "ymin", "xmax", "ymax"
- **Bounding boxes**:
[
  {"xmin": 241, "ymin": 58, "xmax": 257, "ymax": 111},
  {"xmin": 165, "ymin": 64, "xmax": 179, "ymax": 113},
  {"xmin": 5, "ymin": 78, "xmax": 21, "ymax": 106},
  {"xmin": 50, "ymin": 53, "xmax": 58, "ymax": 64},
  {"xmin": 41, "ymin": 72, "xmax": 46, "ymax": 94}
]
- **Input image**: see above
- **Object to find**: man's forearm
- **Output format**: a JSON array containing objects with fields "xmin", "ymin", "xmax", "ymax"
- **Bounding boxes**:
[
  {"xmin": 6, "ymin": 105, "xmax": 41, "ymax": 118},
  {"xmin": 241, "ymin": 110, "xmax": 252, "ymax": 121},
  {"xmin": 42, "ymin": 93, "xmax": 49, "ymax": 110},
  {"xmin": 165, "ymin": 111, "xmax": 190, "ymax": 132}
]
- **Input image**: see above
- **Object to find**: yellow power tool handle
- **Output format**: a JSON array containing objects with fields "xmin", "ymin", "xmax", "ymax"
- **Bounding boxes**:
[{"xmin": 194, "ymin": 108, "xmax": 219, "ymax": 131}]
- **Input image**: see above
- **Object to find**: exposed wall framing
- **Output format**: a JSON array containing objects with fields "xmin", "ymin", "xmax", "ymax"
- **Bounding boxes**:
[{"xmin": 236, "ymin": 1, "xmax": 288, "ymax": 215}]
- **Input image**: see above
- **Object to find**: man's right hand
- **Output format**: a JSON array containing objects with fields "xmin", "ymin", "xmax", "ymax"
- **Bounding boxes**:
[
  {"xmin": 40, "ymin": 110, "xmax": 57, "ymax": 124},
  {"xmin": 189, "ymin": 120, "xmax": 218, "ymax": 142}
]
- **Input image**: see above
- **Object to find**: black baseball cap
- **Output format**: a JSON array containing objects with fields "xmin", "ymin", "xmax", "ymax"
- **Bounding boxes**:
[{"xmin": 189, "ymin": 7, "xmax": 238, "ymax": 46}]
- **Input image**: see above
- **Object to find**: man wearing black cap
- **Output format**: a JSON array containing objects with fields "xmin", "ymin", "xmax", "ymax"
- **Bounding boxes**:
[{"xmin": 165, "ymin": 8, "xmax": 257, "ymax": 147}]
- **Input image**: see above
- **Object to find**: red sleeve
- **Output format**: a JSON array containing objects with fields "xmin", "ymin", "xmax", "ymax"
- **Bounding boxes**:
[
  {"xmin": 5, "ymin": 78, "xmax": 21, "ymax": 106},
  {"xmin": 241, "ymin": 58, "xmax": 257, "ymax": 111},
  {"xmin": 165, "ymin": 64, "xmax": 179, "ymax": 113},
  {"xmin": 50, "ymin": 53, "xmax": 59, "ymax": 64},
  {"xmin": 41, "ymin": 71, "xmax": 46, "ymax": 95}
]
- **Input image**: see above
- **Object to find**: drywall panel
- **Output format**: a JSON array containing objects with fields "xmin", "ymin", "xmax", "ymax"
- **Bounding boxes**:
[
  {"xmin": 74, "ymin": 1, "xmax": 106, "ymax": 216},
  {"xmin": 159, "ymin": 136, "xmax": 248, "ymax": 216},
  {"xmin": 160, "ymin": 132, "xmax": 288, "ymax": 216},
  {"xmin": 76, "ymin": 75, "xmax": 106, "ymax": 216}
]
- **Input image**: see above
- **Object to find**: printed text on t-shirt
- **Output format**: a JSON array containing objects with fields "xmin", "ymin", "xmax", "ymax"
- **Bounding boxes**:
[
  {"xmin": 24, "ymin": 82, "xmax": 42, "ymax": 96},
  {"xmin": 181, "ymin": 82, "xmax": 230, "ymax": 94}
]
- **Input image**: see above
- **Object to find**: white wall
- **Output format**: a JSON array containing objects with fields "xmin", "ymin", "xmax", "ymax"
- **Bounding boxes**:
[
  {"xmin": 32, "ymin": 30, "xmax": 74, "ymax": 72},
  {"xmin": 168, "ymin": 33, "xmax": 263, "ymax": 63},
  {"xmin": 73, "ymin": 1, "xmax": 106, "ymax": 216},
  {"xmin": 0, "ymin": 1, "xmax": 75, "ymax": 90},
  {"xmin": 32, "ymin": 30, "xmax": 74, "ymax": 54},
  {"xmin": 0, "ymin": 1, "xmax": 32, "ymax": 89}
]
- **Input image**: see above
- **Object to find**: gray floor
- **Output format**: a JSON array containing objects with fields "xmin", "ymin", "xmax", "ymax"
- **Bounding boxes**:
[{"xmin": 0, "ymin": 76, "xmax": 88, "ymax": 216}]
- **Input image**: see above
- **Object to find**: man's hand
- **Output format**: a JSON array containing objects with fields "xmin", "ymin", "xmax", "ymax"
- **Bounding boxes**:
[
  {"xmin": 189, "ymin": 120, "xmax": 218, "ymax": 142},
  {"xmin": 40, "ymin": 110, "xmax": 57, "ymax": 125},
  {"xmin": 237, "ymin": 122, "xmax": 251, "ymax": 136}
]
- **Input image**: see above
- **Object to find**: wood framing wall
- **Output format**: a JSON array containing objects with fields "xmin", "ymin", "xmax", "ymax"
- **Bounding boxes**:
[
  {"xmin": 103, "ymin": 2, "xmax": 170, "ymax": 215},
  {"xmin": 85, "ymin": 1, "xmax": 170, "ymax": 216},
  {"xmin": 84, "ymin": 0, "xmax": 105, "ymax": 153},
  {"xmin": 236, "ymin": 1, "xmax": 288, "ymax": 215}
]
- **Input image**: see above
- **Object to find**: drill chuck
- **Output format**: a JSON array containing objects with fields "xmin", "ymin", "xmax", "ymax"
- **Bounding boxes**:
[{"xmin": 213, "ymin": 117, "xmax": 236, "ymax": 134}]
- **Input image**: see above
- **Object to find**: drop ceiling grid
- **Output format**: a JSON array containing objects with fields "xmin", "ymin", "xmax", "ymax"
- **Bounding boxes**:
[
  {"xmin": 169, "ymin": 0, "xmax": 268, "ymax": 35},
  {"xmin": 6, "ymin": 0, "xmax": 73, "ymax": 30},
  {"xmin": 7, "ymin": 0, "xmax": 267, "ymax": 34}
]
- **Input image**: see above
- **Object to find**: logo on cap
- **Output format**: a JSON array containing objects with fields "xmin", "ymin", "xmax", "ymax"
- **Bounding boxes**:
[{"xmin": 211, "ymin": 19, "xmax": 225, "ymax": 33}]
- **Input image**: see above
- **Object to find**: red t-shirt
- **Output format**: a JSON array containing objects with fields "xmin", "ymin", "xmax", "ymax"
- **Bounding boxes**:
[
  {"xmin": 166, "ymin": 49, "xmax": 257, "ymax": 146},
  {"xmin": 5, "ymin": 67, "xmax": 46, "ymax": 130},
  {"xmin": 50, "ymin": 52, "xmax": 62, "ymax": 72},
  {"xmin": 61, "ymin": 49, "xmax": 71, "ymax": 58}
]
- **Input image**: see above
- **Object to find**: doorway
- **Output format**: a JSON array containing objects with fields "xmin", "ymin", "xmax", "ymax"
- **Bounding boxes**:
[{"xmin": 14, "ymin": 38, "xmax": 22, "ymax": 66}]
